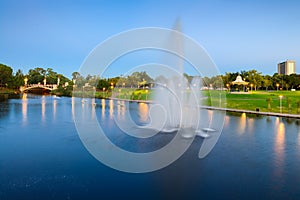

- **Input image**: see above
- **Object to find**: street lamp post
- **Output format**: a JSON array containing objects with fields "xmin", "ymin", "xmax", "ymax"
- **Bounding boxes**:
[
  {"xmin": 103, "ymin": 87, "xmax": 106, "ymax": 98},
  {"xmin": 279, "ymin": 95, "xmax": 283, "ymax": 113},
  {"xmin": 145, "ymin": 90, "xmax": 148, "ymax": 101},
  {"xmin": 119, "ymin": 89, "xmax": 122, "ymax": 99},
  {"xmin": 226, "ymin": 83, "xmax": 230, "ymax": 91},
  {"xmin": 276, "ymin": 83, "xmax": 279, "ymax": 91}
]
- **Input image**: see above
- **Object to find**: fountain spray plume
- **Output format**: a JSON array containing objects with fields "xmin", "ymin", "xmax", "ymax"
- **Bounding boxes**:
[{"xmin": 150, "ymin": 19, "xmax": 202, "ymax": 137}]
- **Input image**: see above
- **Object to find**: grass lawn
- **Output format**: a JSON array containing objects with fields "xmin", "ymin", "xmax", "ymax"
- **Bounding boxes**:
[
  {"xmin": 205, "ymin": 90, "xmax": 300, "ymax": 114},
  {"xmin": 94, "ymin": 88, "xmax": 300, "ymax": 114},
  {"xmin": 95, "ymin": 88, "xmax": 154, "ymax": 100}
]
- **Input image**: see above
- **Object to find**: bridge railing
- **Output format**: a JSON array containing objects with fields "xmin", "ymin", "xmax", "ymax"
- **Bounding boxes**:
[
  {"xmin": 25, "ymin": 84, "xmax": 57, "ymax": 88},
  {"xmin": 20, "ymin": 84, "xmax": 58, "ymax": 91}
]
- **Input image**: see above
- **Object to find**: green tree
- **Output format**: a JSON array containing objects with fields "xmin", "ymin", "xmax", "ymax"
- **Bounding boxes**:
[
  {"xmin": 45, "ymin": 68, "xmax": 58, "ymax": 84},
  {"xmin": 286, "ymin": 74, "xmax": 300, "ymax": 90},
  {"xmin": 97, "ymin": 78, "xmax": 109, "ymax": 90},
  {"xmin": 0, "ymin": 64, "xmax": 13, "ymax": 87},
  {"xmin": 72, "ymin": 72, "xmax": 80, "ymax": 80},
  {"xmin": 12, "ymin": 69, "xmax": 25, "ymax": 88},
  {"xmin": 262, "ymin": 75, "xmax": 272, "ymax": 91},
  {"xmin": 246, "ymin": 70, "xmax": 262, "ymax": 90},
  {"xmin": 28, "ymin": 67, "xmax": 45, "ymax": 84}
]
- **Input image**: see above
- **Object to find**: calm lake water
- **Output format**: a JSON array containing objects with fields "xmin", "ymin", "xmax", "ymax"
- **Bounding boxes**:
[{"xmin": 0, "ymin": 94, "xmax": 300, "ymax": 199}]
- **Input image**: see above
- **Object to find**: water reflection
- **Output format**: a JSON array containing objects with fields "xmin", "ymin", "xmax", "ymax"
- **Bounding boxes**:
[
  {"xmin": 41, "ymin": 96, "xmax": 46, "ymax": 122},
  {"xmin": 237, "ymin": 113, "xmax": 247, "ymax": 134},
  {"xmin": 224, "ymin": 115, "xmax": 230, "ymax": 128},
  {"xmin": 91, "ymin": 98, "xmax": 95, "ymax": 120},
  {"xmin": 117, "ymin": 101, "xmax": 125, "ymax": 120},
  {"xmin": 247, "ymin": 118, "xmax": 254, "ymax": 133},
  {"xmin": 101, "ymin": 99, "xmax": 105, "ymax": 119},
  {"xmin": 72, "ymin": 97, "xmax": 75, "ymax": 120},
  {"xmin": 22, "ymin": 93, "xmax": 27, "ymax": 125},
  {"xmin": 109, "ymin": 100, "xmax": 114, "ymax": 119},
  {"xmin": 273, "ymin": 117, "xmax": 285, "ymax": 188},
  {"xmin": 207, "ymin": 110, "xmax": 213, "ymax": 128},
  {"xmin": 138, "ymin": 103, "xmax": 149, "ymax": 122},
  {"xmin": 53, "ymin": 99, "xmax": 57, "ymax": 119}
]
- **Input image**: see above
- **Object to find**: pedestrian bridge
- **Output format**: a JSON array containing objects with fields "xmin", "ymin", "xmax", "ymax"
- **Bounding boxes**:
[{"xmin": 20, "ymin": 84, "xmax": 58, "ymax": 92}]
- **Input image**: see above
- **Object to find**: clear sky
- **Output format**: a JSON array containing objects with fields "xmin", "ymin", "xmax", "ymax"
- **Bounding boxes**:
[{"xmin": 1, "ymin": 0, "xmax": 300, "ymax": 78}]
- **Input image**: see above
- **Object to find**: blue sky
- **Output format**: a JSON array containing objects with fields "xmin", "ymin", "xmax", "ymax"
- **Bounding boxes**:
[{"xmin": 1, "ymin": 0, "xmax": 300, "ymax": 78}]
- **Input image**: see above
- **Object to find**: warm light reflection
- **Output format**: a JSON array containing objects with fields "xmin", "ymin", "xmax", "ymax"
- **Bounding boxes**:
[
  {"xmin": 53, "ymin": 99, "xmax": 57, "ymax": 119},
  {"xmin": 273, "ymin": 117, "xmax": 285, "ymax": 185},
  {"xmin": 120, "ymin": 101, "xmax": 126, "ymax": 118},
  {"xmin": 101, "ymin": 99, "xmax": 106, "ymax": 119},
  {"xmin": 207, "ymin": 110, "xmax": 213, "ymax": 125},
  {"xmin": 237, "ymin": 113, "xmax": 247, "ymax": 134},
  {"xmin": 71, "ymin": 97, "xmax": 75, "ymax": 120},
  {"xmin": 138, "ymin": 103, "xmax": 149, "ymax": 122},
  {"xmin": 247, "ymin": 118, "xmax": 254, "ymax": 133},
  {"xmin": 91, "ymin": 98, "xmax": 95, "ymax": 120},
  {"xmin": 224, "ymin": 115, "xmax": 230, "ymax": 128},
  {"xmin": 22, "ymin": 93, "xmax": 27, "ymax": 124},
  {"xmin": 109, "ymin": 100, "xmax": 114, "ymax": 119},
  {"xmin": 41, "ymin": 96, "xmax": 46, "ymax": 121},
  {"xmin": 81, "ymin": 98, "xmax": 85, "ymax": 109},
  {"xmin": 117, "ymin": 100, "xmax": 121, "ymax": 118},
  {"xmin": 116, "ymin": 101, "xmax": 126, "ymax": 120}
]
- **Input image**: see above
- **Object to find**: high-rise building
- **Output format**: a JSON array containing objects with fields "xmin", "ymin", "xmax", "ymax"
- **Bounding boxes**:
[{"xmin": 278, "ymin": 60, "xmax": 296, "ymax": 75}]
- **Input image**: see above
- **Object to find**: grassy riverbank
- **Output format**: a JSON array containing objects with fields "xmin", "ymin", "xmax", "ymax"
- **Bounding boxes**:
[
  {"xmin": 0, "ymin": 88, "xmax": 20, "ymax": 100},
  {"xmin": 222, "ymin": 91, "xmax": 300, "ymax": 114},
  {"xmin": 52, "ymin": 86, "xmax": 300, "ymax": 114},
  {"xmin": 105, "ymin": 89, "xmax": 300, "ymax": 114}
]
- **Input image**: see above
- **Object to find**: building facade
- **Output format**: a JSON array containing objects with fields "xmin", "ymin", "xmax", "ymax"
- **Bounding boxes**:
[{"xmin": 278, "ymin": 60, "xmax": 296, "ymax": 75}]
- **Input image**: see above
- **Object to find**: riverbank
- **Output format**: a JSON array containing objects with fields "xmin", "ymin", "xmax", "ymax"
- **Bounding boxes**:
[
  {"xmin": 25, "ymin": 88, "xmax": 300, "ymax": 117},
  {"xmin": 223, "ymin": 91, "xmax": 300, "ymax": 114},
  {"xmin": 108, "ymin": 97, "xmax": 300, "ymax": 119},
  {"xmin": 200, "ymin": 105, "xmax": 300, "ymax": 119},
  {"xmin": 0, "ymin": 88, "xmax": 20, "ymax": 100}
]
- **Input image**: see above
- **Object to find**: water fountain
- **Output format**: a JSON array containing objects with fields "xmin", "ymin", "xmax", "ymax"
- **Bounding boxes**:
[{"xmin": 146, "ymin": 20, "xmax": 203, "ymax": 138}]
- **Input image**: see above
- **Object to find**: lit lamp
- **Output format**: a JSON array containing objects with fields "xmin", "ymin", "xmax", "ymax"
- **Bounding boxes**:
[
  {"xmin": 279, "ymin": 95, "xmax": 283, "ymax": 113},
  {"xmin": 226, "ymin": 83, "xmax": 230, "ymax": 90},
  {"xmin": 24, "ymin": 77, "xmax": 28, "ymax": 86},
  {"xmin": 276, "ymin": 83, "xmax": 279, "ymax": 91},
  {"xmin": 110, "ymin": 82, "xmax": 114, "ymax": 90},
  {"xmin": 103, "ymin": 87, "xmax": 106, "ymax": 98}
]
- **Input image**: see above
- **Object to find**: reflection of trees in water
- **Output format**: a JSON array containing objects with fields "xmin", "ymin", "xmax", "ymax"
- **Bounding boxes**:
[{"xmin": 0, "ymin": 101, "xmax": 9, "ymax": 120}]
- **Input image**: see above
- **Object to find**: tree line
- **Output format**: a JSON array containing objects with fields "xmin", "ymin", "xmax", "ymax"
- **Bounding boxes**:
[
  {"xmin": 0, "ymin": 64, "xmax": 70, "ymax": 89},
  {"xmin": 202, "ymin": 70, "xmax": 300, "ymax": 91},
  {"xmin": 1, "ymin": 63, "xmax": 299, "ymax": 91}
]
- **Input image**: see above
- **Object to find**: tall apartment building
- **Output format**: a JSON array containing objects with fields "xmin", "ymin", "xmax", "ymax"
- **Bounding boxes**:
[{"xmin": 278, "ymin": 60, "xmax": 296, "ymax": 75}]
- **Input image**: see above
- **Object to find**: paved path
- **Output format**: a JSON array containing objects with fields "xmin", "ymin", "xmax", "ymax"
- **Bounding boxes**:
[
  {"xmin": 200, "ymin": 106, "xmax": 300, "ymax": 119},
  {"xmin": 109, "ymin": 97, "xmax": 154, "ymax": 104}
]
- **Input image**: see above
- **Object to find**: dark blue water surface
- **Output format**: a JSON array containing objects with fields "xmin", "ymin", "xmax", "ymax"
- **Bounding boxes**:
[{"xmin": 0, "ymin": 94, "xmax": 300, "ymax": 199}]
